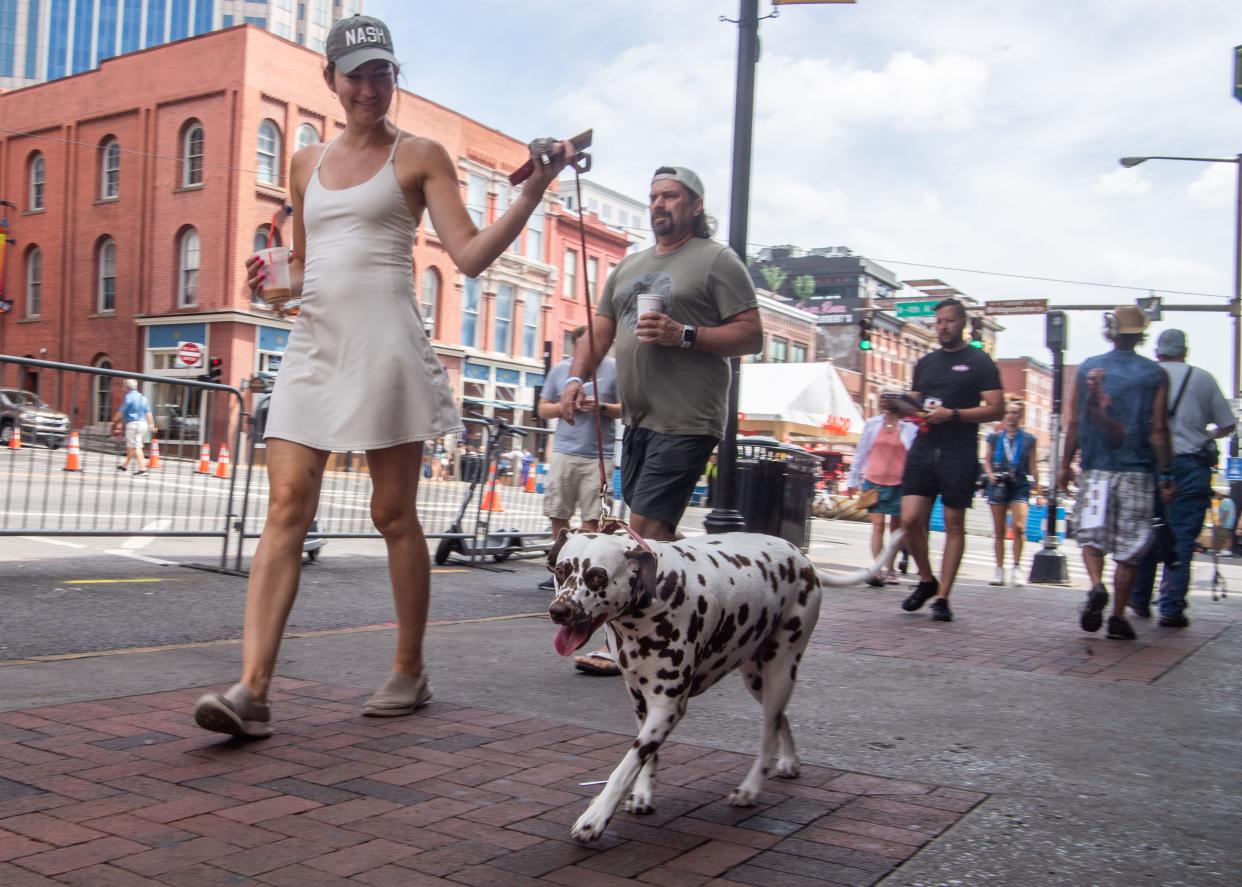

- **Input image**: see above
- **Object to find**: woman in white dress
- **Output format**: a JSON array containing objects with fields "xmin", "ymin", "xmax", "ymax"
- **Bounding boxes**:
[{"xmin": 195, "ymin": 15, "xmax": 574, "ymax": 738}]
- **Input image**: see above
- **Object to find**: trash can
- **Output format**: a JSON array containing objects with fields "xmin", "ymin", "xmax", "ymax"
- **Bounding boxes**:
[
  {"xmin": 734, "ymin": 438, "xmax": 818, "ymax": 552},
  {"xmin": 459, "ymin": 452, "xmax": 485, "ymax": 484}
]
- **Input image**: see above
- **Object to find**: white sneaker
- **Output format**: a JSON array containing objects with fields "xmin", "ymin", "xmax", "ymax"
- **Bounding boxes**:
[
  {"xmin": 990, "ymin": 567, "xmax": 1004, "ymax": 586},
  {"xmin": 1005, "ymin": 566, "xmax": 1018, "ymax": 587}
]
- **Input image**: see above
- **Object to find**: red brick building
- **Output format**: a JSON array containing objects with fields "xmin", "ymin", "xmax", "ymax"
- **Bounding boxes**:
[
  {"xmin": 0, "ymin": 25, "xmax": 628, "ymax": 437},
  {"xmin": 996, "ymin": 356, "xmax": 1054, "ymax": 455},
  {"xmin": 545, "ymin": 208, "xmax": 631, "ymax": 364}
]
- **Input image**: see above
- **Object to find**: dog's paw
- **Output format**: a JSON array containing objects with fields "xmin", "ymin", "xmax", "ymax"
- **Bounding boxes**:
[
  {"xmin": 774, "ymin": 757, "xmax": 800, "ymax": 779},
  {"xmin": 623, "ymin": 792, "xmax": 655, "ymax": 815},
  {"xmin": 727, "ymin": 786, "xmax": 760, "ymax": 807},
  {"xmin": 570, "ymin": 806, "xmax": 610, "ymax": 843}
]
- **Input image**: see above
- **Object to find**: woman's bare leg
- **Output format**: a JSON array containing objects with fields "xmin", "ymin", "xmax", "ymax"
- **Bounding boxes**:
[
  {"xmin": 240, "ymin": 439, "xmax": 329, "ymax": 701},
  {"xmin": 366, "ymin": 442, "xmax": 429, "ymax": 679}
]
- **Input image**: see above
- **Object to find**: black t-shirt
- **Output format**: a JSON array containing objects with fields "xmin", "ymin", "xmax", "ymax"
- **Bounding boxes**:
[{"xmin": 910, "ymin": 346, "xmax": 1002, "ymax": 448}]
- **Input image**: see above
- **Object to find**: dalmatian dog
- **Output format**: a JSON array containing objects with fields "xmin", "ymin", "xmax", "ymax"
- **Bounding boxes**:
[{"xmin": 546, "ymin": 528, "xmax": 903, "ymax": 843}]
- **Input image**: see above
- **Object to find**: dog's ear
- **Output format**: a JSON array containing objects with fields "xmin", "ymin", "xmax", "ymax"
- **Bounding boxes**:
[
  {"xmin": 546, "ymin": 528, "xmax": 571, "ymax": 571},
  {"xmin": 624, "ymin": 548, "xmax": 657, "ymax": 601}
]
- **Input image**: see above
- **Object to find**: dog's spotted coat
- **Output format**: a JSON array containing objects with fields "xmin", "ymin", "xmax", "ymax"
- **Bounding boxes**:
[{"xmin": 546, "ymin": 529, "xmax": 899, "ymax": 842}]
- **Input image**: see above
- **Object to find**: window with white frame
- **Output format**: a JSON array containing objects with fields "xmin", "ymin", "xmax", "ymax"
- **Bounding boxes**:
[
  {"xmin": 178, "ymin": 228, "xmax": 200, "ymax": 307},
  {"xmin": 93, "ymin": 358, "xmax": 113, "ymax": 424},
  {"xmin": 466, "ymin": 174, "xmax": 486, "ymax": 226},
  {"xmin": 420, "ymin": 268, "xmax": 440, "ymax": 338},
  {"xmin": 296, "ymin": 123, "xmax": 320, "ymax": 152},
  {"xmin": 526, "ymin": 203, "xmax": 543, "ymax": 261},
  {"xmin": 257, "ymin": 120, "xmax": 281, "ymax": 186},
  {"xmin": 253, "ymin": 224, "xmax": 281, "ymax": 253},
  {"xmin": 494, "ymin": 285, "xmax": 515, "ymax": 354},
  {"xmin": 791, "ymin": 343, "xmax": 808, "ymax": 363},
  {"xmin": 770, "ymin": 336, "xmax": 788, "ymax": 363},
  {"xmin": 100, "ymin": 138, "xmax": 120, "ymax": 200},
  {"xmin": 28, "ymin": 153, "xmax": 45, "ymax": 211},
  {"xmin": 522, "ymin": 291, "xmax": 539, "ymax": 358},
  {"xmin": 312, "ymin": 0, "xmax": 328, "ymax": 26},
  {"xmin": 183, "ymin": 122, "xmax": 204, "ymax": 187},
  {"xmin": 563, "ymin": 249, "xmax": 577, "ymax": 298},
  {"xmin": 562, "ymin": 329, "xmax": 575, "ymax": 359},
  {"xmin": 461, "ymin": 276, "xmax": 480, "ymax": 347},
  {"xmin": 97, "ymin": 238, "xmax": 117, "ymax": 313},
  {"xmin": 25, "ymin": 247, "xmax": 41, "ymax": 317},
  {"xmin": 587, "ymin": 256, "xmax": 598, "ymax": 302}
]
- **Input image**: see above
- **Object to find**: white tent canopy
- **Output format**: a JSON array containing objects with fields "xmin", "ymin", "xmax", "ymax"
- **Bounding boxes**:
[{"xmin": 738, "ymin": 362, "xmax": 865, "ymax": 436}]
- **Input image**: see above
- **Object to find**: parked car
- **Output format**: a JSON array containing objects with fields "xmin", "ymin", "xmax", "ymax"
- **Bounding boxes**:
[
  {"xmin": 154, "ymin": 403, "xmax": 201, "ymax": 441},
  {"xmin": 0, "ymin": 388, "xmax": 70, "ymax": 449}
]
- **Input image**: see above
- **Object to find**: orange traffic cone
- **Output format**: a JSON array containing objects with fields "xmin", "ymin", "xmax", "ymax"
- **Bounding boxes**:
[
  {"xmin": 194, "ymin": 443, "xmax": 212, "ymax": 474},
  {"xmin": 147, "ymin": 437, "xmax": 162, "ymax": 470},
  {"xmin": 214, "ymin": 444, "xmax": 231, "ymax": 479},
  {"xmin": 62, "ymin": 431, "xmax": 82, "ymax": 471},
  {"xmin": 7, "ymin": 425, "xmax": 21, "ymax": 450},
  {"xmin": 479, "ymin": 466, "xmax": 504, "ymax": 512},
  {"xmin": 525, "ymin": 470, "xmax": 536, "ymax": 493}
]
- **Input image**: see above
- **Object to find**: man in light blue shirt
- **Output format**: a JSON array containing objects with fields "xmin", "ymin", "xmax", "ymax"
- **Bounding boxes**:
[{"xmin": 111, "ymin": 379, "xmax": 154, "ymax": 475}]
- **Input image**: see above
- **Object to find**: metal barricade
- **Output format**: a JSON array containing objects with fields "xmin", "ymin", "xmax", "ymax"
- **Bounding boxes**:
[
  {"xmin": 735, "ymin": 437, "xmax": 819, "ymax": 552},
  {"xmin": 0, "ymin": 355, "xmax": 245, "ymax": 572},
  {"xmin": 237, "ymin": 412, "xmax": 555, "ymax": 569}
]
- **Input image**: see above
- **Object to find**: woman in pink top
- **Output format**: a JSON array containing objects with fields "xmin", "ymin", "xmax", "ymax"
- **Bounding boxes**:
[{"xmin": 847, "ymin": 393, "xmax": 919, "ymax": 584}]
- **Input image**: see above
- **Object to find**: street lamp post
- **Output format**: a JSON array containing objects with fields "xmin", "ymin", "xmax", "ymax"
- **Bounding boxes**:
[{"xmin": 1119, "ymin": 153, "xmax": 1242, "ymax": 499}]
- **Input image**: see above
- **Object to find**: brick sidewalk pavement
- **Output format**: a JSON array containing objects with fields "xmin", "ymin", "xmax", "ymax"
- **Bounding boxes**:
[
  {"xmin": 813, "ymin": 584, "xmax": 1234, "ymax": 683},
  {"xmin": 0, "ymin": 679, "xmax": 985, "ymax": 886}
]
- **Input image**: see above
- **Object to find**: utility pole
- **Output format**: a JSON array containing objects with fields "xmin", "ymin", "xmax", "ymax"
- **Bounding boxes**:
[
  {"xmin": 705, "ymin": 0, "xmax": 760, "ymax": 535},
  {"xmin": 1029, "ymin": 311, "xmax": 1070, "ymax": 584}
]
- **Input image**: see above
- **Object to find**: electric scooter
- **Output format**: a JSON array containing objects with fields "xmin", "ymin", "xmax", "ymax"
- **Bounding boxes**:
[{"xmin": 434, "ymin": 415, "xmax": 527, "ymax": 566}]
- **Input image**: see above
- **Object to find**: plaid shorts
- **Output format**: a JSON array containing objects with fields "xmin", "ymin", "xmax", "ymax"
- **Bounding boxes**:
[{"xmin": 1073, "ymin": 469, "xmax": 1155, "ymax": 564}]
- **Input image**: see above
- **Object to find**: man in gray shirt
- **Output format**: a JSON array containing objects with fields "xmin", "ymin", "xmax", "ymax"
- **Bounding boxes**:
[
  {"xmin": 1132, "ymin": 329, "xmax": 1235, "ymax": 626},
  {"xmin": 537, "ymin": 327, "xmax": 620, "ymax": 592},
  {"xmin": 559, "ymin": 166, "xmax": 763, "ymax": 541}
]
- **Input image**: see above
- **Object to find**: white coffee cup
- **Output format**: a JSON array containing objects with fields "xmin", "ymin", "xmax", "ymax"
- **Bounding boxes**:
[{"xmin": 636, "ymin": 293, "xmax": 665, "ymax": 316}]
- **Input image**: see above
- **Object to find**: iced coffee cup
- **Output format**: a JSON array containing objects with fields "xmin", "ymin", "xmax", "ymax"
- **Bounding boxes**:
[
  {"xmin": 635, "ymin": 293, "xmax": 665, "ymax": 317},
  {"xmin": 254, "ymin": 247, "xmax": 296, "ymax": 314}
]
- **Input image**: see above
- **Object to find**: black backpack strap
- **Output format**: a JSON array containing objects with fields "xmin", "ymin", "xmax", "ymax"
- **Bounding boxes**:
[{"xmin": 1168, "ymin": 366, "xmax": 1194, "ymax": 418}]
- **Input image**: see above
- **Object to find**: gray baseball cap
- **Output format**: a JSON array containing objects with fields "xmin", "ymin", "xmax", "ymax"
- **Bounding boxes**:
[
  {"xmin": 325, "ymin": 15, "xmax": 397, "ymax": 73},
  {"xmin": 652, "ymin": 167, "xmax": 705, "ymax": 200},
  {"xmin": 1156, "ymin": 328, "xmax": 1187, "ymax": 357}
]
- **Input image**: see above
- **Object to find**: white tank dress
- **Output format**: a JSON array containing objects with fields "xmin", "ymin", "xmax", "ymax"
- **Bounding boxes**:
[{"xmin": 264, "ymin": 135, "xmax": 461, "ymax": 450}]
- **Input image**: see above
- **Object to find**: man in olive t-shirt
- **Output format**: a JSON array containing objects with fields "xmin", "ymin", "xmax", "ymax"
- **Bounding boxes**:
[{"xmin": 559, "ymin": 166, "xmax": 762, "ymax": 540}]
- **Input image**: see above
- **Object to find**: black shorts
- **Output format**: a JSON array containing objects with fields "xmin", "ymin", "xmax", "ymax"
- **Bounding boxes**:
[
  {"xmin": 621, "ymin": 427, "xmax": 718, "ymax": 530},
  {"xmin": 901, "ymin": 443, "xmax": 980, "ymax": 510}
]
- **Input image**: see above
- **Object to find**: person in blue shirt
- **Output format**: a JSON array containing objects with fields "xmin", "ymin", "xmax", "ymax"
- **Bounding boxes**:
[
  {"xmin": 983, "ymin": 400, "xmax": 1039, "ymax": 587},
  {"xmin": 110, "ymin": 379, "xmax": 154, "ymax": 475},
  {"xmin": 1059, "ymin": 306, "xmax": 1174, "ymax": 641}
]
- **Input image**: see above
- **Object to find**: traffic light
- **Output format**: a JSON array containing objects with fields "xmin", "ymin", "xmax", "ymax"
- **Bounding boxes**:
[
  {"xmin": 969, "ymin": 316, "xmax": 985, "ymax": 349},
  {"xmin": 1045, "ymin": 310, "xmax": 1068, "ymax": 351},
  {"xmin": 858, "ymin": 316, "xmax": 873, "ymax": 351},
  {"xmin": 206, "ymin": 357, "xmax": 223, "ymax": 384}
]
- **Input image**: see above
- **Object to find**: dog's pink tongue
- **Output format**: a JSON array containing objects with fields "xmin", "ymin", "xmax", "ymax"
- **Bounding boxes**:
[{"xmin": 554, "ymin": 623, "xmax": 592, "ymax": 657}]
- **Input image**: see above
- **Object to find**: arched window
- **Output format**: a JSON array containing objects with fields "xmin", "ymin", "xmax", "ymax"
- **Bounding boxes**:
[
  {"xmin": 257, "ymin": 120, "xmax": 281, "ymax": 185},
  {"xmin": 182, "ymin": 122, "xmax": 204, "ymax": 187},
  {"xmin": 100, "ymin": 138, "xmax": 120, "ymax": 199},
  {"xmin": 97, "ymin": 238, "xmax": 117, "ymax": 313},
  {"xmin": 420, "ymin": 268, "xmax": 440, "ymax": 338},
  {"xmin": 25, "ymin": 247, "xmax": 42, "ymax": 318},
  {"xmin": 296, "ymin": 123, "xmax": 320, "ymax": 152},
  {"xmin": 253, "ymin": 224, "xmax": 281, "ymax": 252},
  {"xmin": 178, "ymin": 228, "xmax": 200, "ymax": 307},
  {"xmin": 92, "ymin": 357, "xmax": 113, "ymax": 424},
  {"xmin": 28, "ymin": 153, "xmax": 45, "ymax": 211}
]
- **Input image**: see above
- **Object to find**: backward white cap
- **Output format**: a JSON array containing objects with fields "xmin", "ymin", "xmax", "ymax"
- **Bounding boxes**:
[
  {"xmin": 125, "ymin": 378, "xmax": 138, "ymax": 389},
  {"xmin": 652, "ymin": 167, "xmax": 704, "ymax": 200}
]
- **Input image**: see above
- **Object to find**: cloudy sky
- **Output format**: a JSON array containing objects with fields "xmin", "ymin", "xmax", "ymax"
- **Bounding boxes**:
[{"xmin": 375, "ymin": 0, "xmax": 1242, "ymax": 395}]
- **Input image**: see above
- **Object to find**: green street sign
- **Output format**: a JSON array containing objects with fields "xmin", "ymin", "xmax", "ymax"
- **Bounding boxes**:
[{"xmin": 894, "ymin": 300, "xmax": 940, "ymax": 319}]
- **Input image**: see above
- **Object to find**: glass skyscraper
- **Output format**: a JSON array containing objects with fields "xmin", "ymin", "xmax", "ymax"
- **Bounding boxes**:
[{"xmin": 0, "ymin": 0, "xmax": 364, "ymax": 89}]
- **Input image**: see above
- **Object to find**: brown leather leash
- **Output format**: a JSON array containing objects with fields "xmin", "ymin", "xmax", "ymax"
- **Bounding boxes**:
[{"xmin": 569, "ymin": 163, "xmax": 652, "ymax": 554}]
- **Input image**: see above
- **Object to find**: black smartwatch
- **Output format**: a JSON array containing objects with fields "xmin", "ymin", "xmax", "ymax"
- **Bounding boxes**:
[
  {"xmin": 951, "ymin": 408, "xmax": 960, "ymax": 422},
  {"xmin": 680, "ymin": 325, "xmax": 697, "ymax": 349}
]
